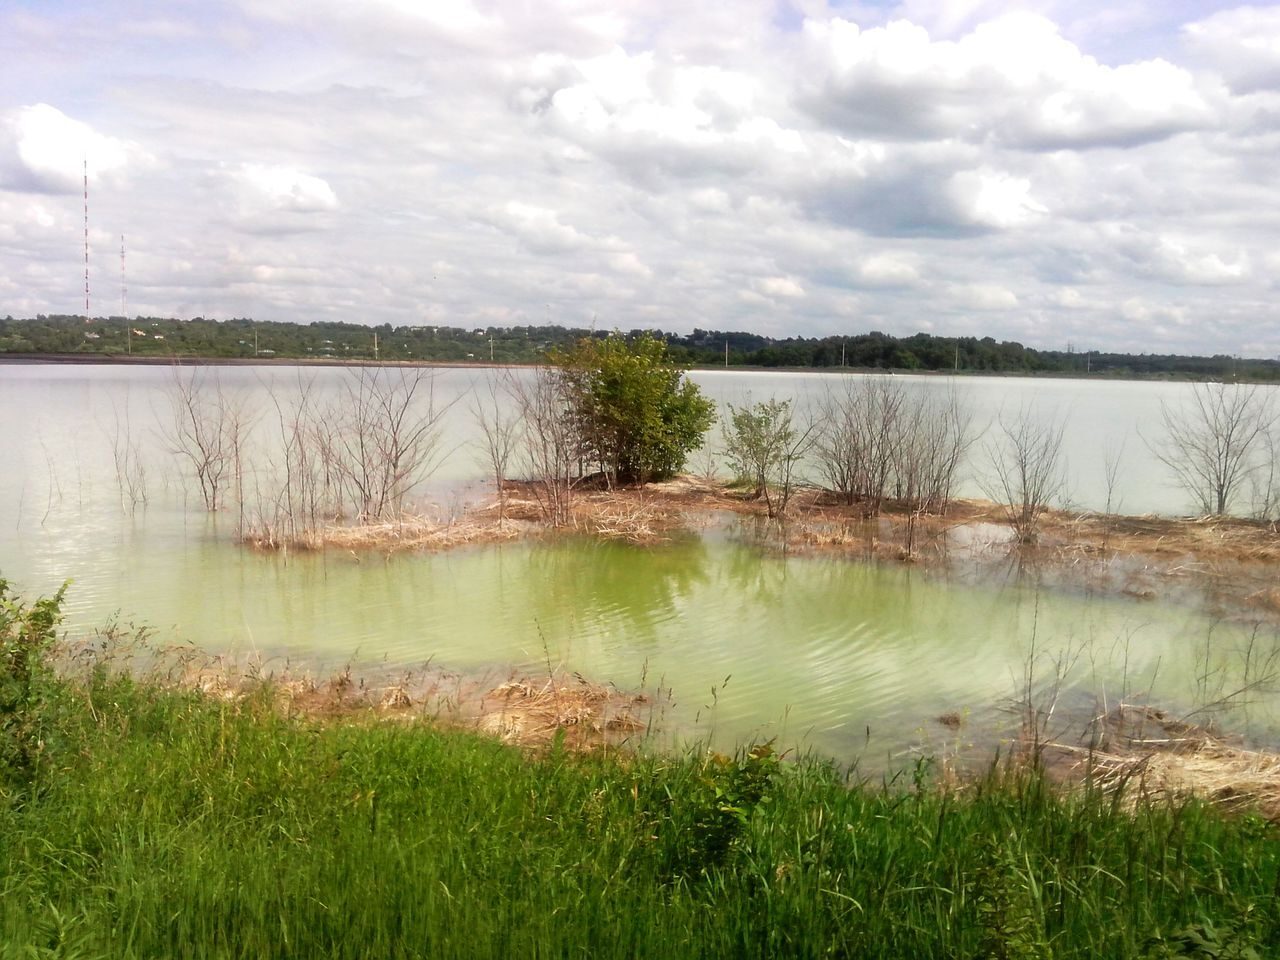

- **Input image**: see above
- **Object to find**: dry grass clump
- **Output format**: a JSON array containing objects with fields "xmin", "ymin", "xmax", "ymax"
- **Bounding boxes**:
[
  {"xmin": 475, "ymin": 675, "xmax": 649, "ymax": 748},
  {"xmin": 242, "ymin": 482, "xmax": 699, "ymax": 553},
  {"xmin": 183, "ymin": 660, "xmax": 423, "ymax": 719},
  {"xmin": 1040, "ymin": 510, "xmax": 1280, "ymax": 564},
  {"xmin": 314, "ymin": 515, "xmax": 528, "ymax": 552},
  {"xmin": 242, "ymin": 513, "xmax": 532, "ymax": 554},
  {"xmin": 569, "ymin": 494, "xmax": 684, "ymax": 544},
  {"xmin": 1050, "ymin": 705, "xmax": 1280, "ymax": 821}
]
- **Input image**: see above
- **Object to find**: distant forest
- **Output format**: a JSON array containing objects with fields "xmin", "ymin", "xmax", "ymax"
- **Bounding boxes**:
[{"xmin": 3, "ymin": 313, "xmax": 1277, "ymax": 381}]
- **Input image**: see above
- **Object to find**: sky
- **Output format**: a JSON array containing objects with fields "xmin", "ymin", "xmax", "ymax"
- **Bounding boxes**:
[{"xmin": 2, "ymin": 1, "xmax": 1279, "ymax": 356}]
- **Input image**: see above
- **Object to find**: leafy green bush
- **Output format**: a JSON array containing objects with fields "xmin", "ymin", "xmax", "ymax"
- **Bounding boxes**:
[
  {"xmin": 554, "ymin": 333, "xmax": 715, "ymax": 484},
  {"xmin": 642, "ymin": 741, "xmax": 780, "ymax": 881},
  {"xmin": 721, "ymin": 398, "xmax": 813, "ymax": 516},
  {"xmin": 0, "ymin": 579, "xmax": 67, "ymax": 790}
]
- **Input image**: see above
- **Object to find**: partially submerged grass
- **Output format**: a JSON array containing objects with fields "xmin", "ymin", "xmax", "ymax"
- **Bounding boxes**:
[
  {"xmin": 1049, "ymin": 704, "xmax": 1280, "ymax": 821},
  {"xmin": 241, "ymin": 512, "xmax": 531, "ymax": 553},
  {"xmin": 241, "ymin": 487, "xmax": 690, "ymax": 552}
]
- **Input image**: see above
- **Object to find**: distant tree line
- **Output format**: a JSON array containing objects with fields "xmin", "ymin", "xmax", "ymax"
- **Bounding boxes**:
[{"xmin": 2, "ymin": 314, "xmax": 1277, "ymax": 381}]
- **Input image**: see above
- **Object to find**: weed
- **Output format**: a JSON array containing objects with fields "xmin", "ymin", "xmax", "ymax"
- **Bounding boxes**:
[
  {"xmin": 647, "ymin": 741, "xmax": 780, "ymax": 881},
  {"xmin": 0, "ymin": 578, "xmax": 67, "ymax": 789}
]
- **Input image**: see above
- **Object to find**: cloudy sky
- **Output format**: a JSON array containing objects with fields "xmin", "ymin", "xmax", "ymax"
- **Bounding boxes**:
[{"xmin": 2, "ymin": 0, "xmax": 1279, "ymax": 355}]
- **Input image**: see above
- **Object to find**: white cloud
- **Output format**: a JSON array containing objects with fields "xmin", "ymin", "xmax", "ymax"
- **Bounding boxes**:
[
  {"xmin": 757, "ymin": 276, "xmax": 806, "ymax": 298},
  {"xmin": 801, "ymin": 13, "xmax": 1218, "ymax": 149},
  {"xmin": 1121, "ymin": 297, "xmax": 1189, "ymax": 327},
  {"xmin": 688, "ymin": 187, "xmax": 732, "ymax": 213},
  {"xmin": 485, "ymin": 201, "xmax": 590, "ymax": 255},
  {"xmin": 1109, "ymin": 227, "xmax": 1251, "ymax": 285},
  {"xmin": 858, "ymin": 255, "xmax": 921, "ymax": 287},
  {"xmin": 2, "ymin": 2, "xmax": 1279, "ymax": 357},
  {"xmin": 952, "ymin": 283, "xmax": 1019, "ymax": 309},
  {"xmin": 607, "ymin": 251, "xmax": 652, "ymax": 278},
  {"xmin": 242, "ymin": 0, "xmax": 502, "ymax": 49},
  {"xmin": 948, "ymin": 169, "xmax": 1048, "ymax": 229},
  {"xmin": 1184, "ymin": 7, "xmax": 1280, "ymax": 93},
  {"xmin": 0, "ymin": 104, "xmax": 138, "ymax": 193},
  {"xmin": 1050, "ymin": 287, "xmax": 1085, "ymax": 308},
  {"xmin": 232, "ymin": 163, "xmax": 338, "ymax": 214}
]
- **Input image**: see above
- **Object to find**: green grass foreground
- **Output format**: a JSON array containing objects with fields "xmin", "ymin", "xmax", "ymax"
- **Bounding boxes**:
[{"xmin": 4, "ymin": 589, "xmax": 1280, "ymax": 958}]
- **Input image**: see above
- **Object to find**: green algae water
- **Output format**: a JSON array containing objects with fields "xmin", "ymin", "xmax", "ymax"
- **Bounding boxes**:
[{"xmin": 2, "ymin": 362, "xmax": 1278, "ymax": 764}]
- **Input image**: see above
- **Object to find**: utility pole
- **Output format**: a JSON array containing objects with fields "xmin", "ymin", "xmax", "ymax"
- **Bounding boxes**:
[
  {"xmin": 724, "ymin": 340, "xmax": 729, "ymax": 368},
  {"xmin": 374, "ymin": 331, "xmax": 380, "ymax": 361},
  {"xmin": 841, "ymin": 340, "xmax": 846, "ymax": 367},
  {"xmin": 489, "ymin": 337, "xmax": 495, "ymax": 362}
]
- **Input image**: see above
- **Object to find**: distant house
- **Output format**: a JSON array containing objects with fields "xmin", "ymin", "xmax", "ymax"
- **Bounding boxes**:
[{"xmin": 152, "ymin": 334, "xmax": 165, "ymax": 340}]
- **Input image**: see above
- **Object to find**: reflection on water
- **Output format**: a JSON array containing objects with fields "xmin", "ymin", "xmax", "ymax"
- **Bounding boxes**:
[{"xmin": 1, "ymin": 363, "xmax": 1278, "ymax": 767}]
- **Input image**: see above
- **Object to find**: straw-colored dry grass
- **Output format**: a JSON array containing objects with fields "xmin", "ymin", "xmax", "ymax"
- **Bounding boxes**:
[
  {"xmin": 241, "ymin": 513, "xmax": 533, "ymax": 553},
  {"xmin": 475, "ymin": 675, "xmax": 649, "ymax": 748},
  {"xmin": 494, "ymin": 480, "xmax": 696, "ymax": 543},
  {"xmin": 1039, "ymin": 510, "xmax": 1280, "ymax": 564},
  {"xmin": 1047, "ymin": 705, "xmax": 1280, "ymax": 821}
]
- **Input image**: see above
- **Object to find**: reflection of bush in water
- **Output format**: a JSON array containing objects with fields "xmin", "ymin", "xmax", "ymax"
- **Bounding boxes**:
[
  {"xmin": 524, "ymin": 537, "xmax": 711, "ymax": 641},
  {"xmin": 723, "ymin": 540, "xmax": 928, "ymax": 628}
]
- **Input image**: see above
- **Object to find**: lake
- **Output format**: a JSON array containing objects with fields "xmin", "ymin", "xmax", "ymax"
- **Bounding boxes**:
[{"xmin": 1, "ymin": 362, "xmax": 1277, "ymax": 765}]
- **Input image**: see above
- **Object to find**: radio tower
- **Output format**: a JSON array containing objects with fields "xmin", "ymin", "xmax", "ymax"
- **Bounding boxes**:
[
  {"xmin": 121, "ymin": 234, "xmax": 130, "ymax": 354},
  {"xmin": 83, "ymin": 158, "xmax": 91, "ymax": 323}
]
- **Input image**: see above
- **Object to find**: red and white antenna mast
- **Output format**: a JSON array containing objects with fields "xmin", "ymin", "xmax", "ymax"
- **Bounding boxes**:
[
  {"xmin": 83, "ymin": 157, "xmax": 91, "ymax": 323},
  {"xmin": 122, "ymin": 234, "xmax": 131, "ymax": 354}
]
